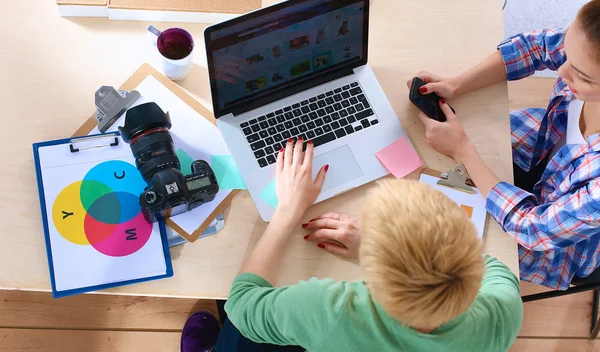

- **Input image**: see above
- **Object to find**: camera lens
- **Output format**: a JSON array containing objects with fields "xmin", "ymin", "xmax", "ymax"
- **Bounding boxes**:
[{"xmin": 119, "ymin": 102, "xmax": 180, "ymax": 182}]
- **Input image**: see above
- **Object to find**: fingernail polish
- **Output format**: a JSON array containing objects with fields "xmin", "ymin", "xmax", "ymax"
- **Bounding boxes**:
[
  {"xmin": 308, "ymin": 140, "xmax": 313, "ymax": 145},
  {"xmin": 419, "ymin": 87, "xmax": 427, "ymax": 94},
  {"xmin": 298, "ymin": 136, "xmax": 303, "ymax": 140},
  {"xmin": 304, "ymin": 235, "xmax": 309, "ymax": 239},
  {"xmin": 288, "ymin": 138, "xmax": 293, "ymax": 143},
  {"xmin": 280, "ymin": 148, "xmax": 284, "ymax": 153},
  {"xmin": 317, "ymin": 243, "xmax": 325, "ymax": 249},
  {"xmin": 324, "ymin": 164, "xmax": 330, "ymax": 172},
  {"xmin": 302, "ymin": 223, "xmax": 308, "ymax": 228},
  {"xmin": 440, "ymin": 98, "xmax": 446, "ymax": 104}
]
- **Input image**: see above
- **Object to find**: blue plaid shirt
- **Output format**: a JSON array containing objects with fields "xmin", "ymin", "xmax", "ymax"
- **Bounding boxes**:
[{"xmin": 486, "ymin": 28, "xmax": 600, "ymax": 290}]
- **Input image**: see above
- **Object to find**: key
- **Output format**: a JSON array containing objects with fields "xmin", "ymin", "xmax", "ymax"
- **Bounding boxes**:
[
  {"xmin": 241, "ymin": 122, "xmax": 249, "ymax": 128},
  {"xmin": 334, "ymin": 88, "xmax": 342, "ymax": 93},
  {"xmin": 325, "ymin": 106, "xmax": 334, "ymax": 114},
  {"xmin": 309, "ymin": 103, "xmax": 319, "ymax": 111},
  {"xmin": 349, "ymin": 97, "xmax": 358, "ymax": 105},
  {"xmin": 274, "ymin": 134, "xmax": 283, "ymax": 142},
  {"xmin": 340, "ymin": 118, "xmax": 348, "ymax": 126},
  {"xmin": 265, "ymin": 137, "xmax": 274, "ymax": 145},
  {"xmin": 341, "ymin": 91, "xmax": 350, "ymax": 99},
  {"xmin": 355, "ymin": 126, "xmax": 363, "ymax": 132},
  {"xmin": 284, "ymin": 106, "xmax": 292, "ymax": 112},
  {"xmin": 299, "ymin": 124, "xmax": 308, "ymax": 132},
  {"xmin": 284, "ymin": 121, "xmax": 294, "ymax": 129},
  {"xmin": 309, "ymin": 97, "xmax": 317, "ymax": 102},
  {"xmin": 293, "ymin": 109, "xmax": 302, "ymax": 117},
  {"xmin": 355, "ymin": 109, "xmax": 374, "ymax": 120},
  {"xmin": 347, "ymin": 115, "xmax": 356, "ymax": 124},
  {"xmin": 333, "ymin": 103, "xmax": 342, "ymax": 110},
  {"xmin": 260, "ymin": 121, "xmax": 269, "ymax": 129},
  {"xmin": 268, "ymin": 118, "xmax": 277, "ymax": 126},
  {"xmin": 284, "ymin": 112, "xmax": 294, "ymax": 120},
  {"xmin": 345, "ymin": 125, "xmax": 355, "ymax": 134},
  {"xmin": 301, "ymin": 100, "xmax": 309, "ymax": 105},
  {"xmin": 267, "ymin": 155, "xmax": 276, "ymax": 164},
  {"xmin": 249, "ymin": 118, "xmax": 258, "ymax": 124},
  {"xmin": 325, "ymin": 91, "xmax": 334, "ymax": 96},
  {"xmin": 266, "ymin": 113, "xmax": 275, "ymax": 118},
  {"xmin": 318, "ymin": 100, "xmax": 326, "ymax": 108},
  {"xmin": 370, "ymin": 119, "xmax": 379, "ymax": 125},
  {"xmin": 243, "ymin": 127, "xmax": 252, "ymax": 135},
  {"xmin": 290, "ymin": 127, "xmax": 299, "ymax": 136},
  {"xmin": 347, "ymin": 106, "xmax": 356, "ymax": 114},
  {"xmin": 250, "ymin": 140, "xmax": 266, "ymax": 150},
  {"xmin": 355, "ymin": 103, "xmax": 364, "ymax": 112},
  {"xmin": 361, "ymin": 119, "xmax": 371, "ymax": 128},
  {"xmin": 315, "ymin": 118, "xmax": 324, "ymax": 126},
  {"xmin": 265, "ymin": 146, "xmax": 274, "ymax": 155},
  {"xmin": 323, "ymin": 115, "xmax": 332, "ymax": 123},
  {"xmin": 247, "ymin": 133, "xmax": 260, "ymax": 143},
  {"xmin": 331, "ymin": 121, "xmax": 340, "ymax": 129},
  {"xmin": 258, "ymin": 158, "xmax": 268, "ymax": 167},
  {"xmin": 334, "ymin": 94, "xmax": 342, "ymax": 102},
  {"xmin": 317, "ymin": 94, "xmax": 326, "ymax": 99},
  {"xmin": 350, "ymin": 87, "xmax": 362, "ymax": 95},
  {"xmin": 309, "ymin": 112, "xmax": 318, "ymax": 119},
  {"xmin": 275, "ymin": 109, "xmax": 283, "ymax": 115},
  {"xmin": 301, "ymin": 106, "xmax": 310, "ymax": 114},
  {"xmin": 341, "ymin": 100, "xmax": 350, "ymax": 108},
  {"xmin": 301, "ymin": 115, "xmax": 310, "ymax": 123},
  {"xmin": 312, "ymin": 132, "xmax": 336, "ymax": 147},
  {"xmin": 260, "ymin": 130, "xmax": 269, "ymax": 138},
  {"xmin": 306, "ymin": 130, "xmax": 316, "ymax": 139},
  {"xmin": 267, "ymin": 126, "xmax": 276, "ymax": 135},
  {"xmin": 331, "ymin": 112, "xmax": 340, "ymax": 120},
  {"xmin": 307, "ymin": 121, "xmax": 316, "ymax": 129},
  {"xmin": 340, "ymin": 110, "xmax": 349, "ymax": 118},
  {"xmin": 325, "ymin": 97, "xmax": 334, "ymax": 105},
  {"xmin": 334, "ymin": 128, "xmax": 347, "ymax": 138},
  {"xmin": 254, "ymin": 149, "xmax": 266, "ymax": 158},
  {"xmin": 350, "ymin": 82, "xmax": 359, "ymax": 87},
  {"xmin": 323, "ymin": 124, "xmax": 332, "ymax": 133},
  {"xmin": 342, "ymin": 85, "xmax": 350, "ymax": 90},
  {"xmin": 292, "ymin": 103, "xmax": 301, "ymax": 108},
  {"xmin": 277, "ymin": 124, "xmax": 285, "ymax": 132},
  {"xmin": 277, "ymin": 115, "xmax": 285, "ymax": 123},
  {"xmin": 252, "ymin": 124, "xmax": 260, "ymax": 132},
  {"xmin": 315, "ymin": 127, "xmax": 324, "ymax": 135},
  {"xmin": 317, "ymin": 109, "xmax": 326, "ymax": 117},
  {"xmin": 292, "ymin": 118, "xmax": 301, "ymax": 126}
]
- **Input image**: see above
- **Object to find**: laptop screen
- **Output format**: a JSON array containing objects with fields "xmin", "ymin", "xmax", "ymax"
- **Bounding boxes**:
[{"xmin": 206, "ymin": 0, "xmax": 368, "ymax": 117}]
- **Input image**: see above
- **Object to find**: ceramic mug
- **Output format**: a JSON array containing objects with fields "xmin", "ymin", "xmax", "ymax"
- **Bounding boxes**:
[{"xmin": 147, "ymin": 25, "xmax": 194, "ymax": 81}]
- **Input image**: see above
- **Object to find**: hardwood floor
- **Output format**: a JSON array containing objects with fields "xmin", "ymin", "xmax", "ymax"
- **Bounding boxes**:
[{"xmin": 1, "ymin": 77, "xmax": 594, "ymax": 352}]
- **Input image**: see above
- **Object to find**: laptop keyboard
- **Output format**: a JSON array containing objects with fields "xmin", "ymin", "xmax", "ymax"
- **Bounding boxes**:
[{"xmin": 240, "ymin": 82, "xmax": 378, "ymax": 168}]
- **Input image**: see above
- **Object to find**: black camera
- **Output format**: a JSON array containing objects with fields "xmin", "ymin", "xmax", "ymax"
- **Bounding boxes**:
[{"xmin": 119, "ymin": 102, "xmax": 219, "ymax": 223}]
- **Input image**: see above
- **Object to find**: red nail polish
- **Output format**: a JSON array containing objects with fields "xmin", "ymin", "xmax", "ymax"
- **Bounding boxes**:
[
  {"xmin": 419, "ymin": 87, "xmax": 427, "ymax": 94},
  {"xmin": 308, "ymin": 140, "xmax": 313, "ymax": 145},
  {"xmin": 288, "ymin": 138, "xmax": 293, "ymax": 143},
  {"xmin": 304, "ymin": 235, "xmax": 309, "ymax": 239},
  {"xmin": 324, "ymin": 164, "xmax": 330, "ymax": 172},
  {"xmin": 298, "ymin": 136, "xmax": 303, "ymax": 140},
  {"xmin": 440, "ymin": 98, "xmax": 446, "ymax": 104},
  {"xmin": 280, "ymin": 148, "xmax": 284, "ymax": 153},
  {"xmin": 302, "ymin": 223, "xmax": 308, "ymax": 228},
  {"xmin": 317, "ymin": 243, "xmax": 325, "ymax": 249}
]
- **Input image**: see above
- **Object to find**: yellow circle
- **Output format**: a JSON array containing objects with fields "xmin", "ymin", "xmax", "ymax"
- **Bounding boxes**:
[{"xmin": 52, "ymin": 181, "xmax": 89, "ymax": 245}]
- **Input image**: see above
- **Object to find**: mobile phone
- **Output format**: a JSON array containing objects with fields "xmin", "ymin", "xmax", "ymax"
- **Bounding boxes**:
[{"xmin": 409, "ymin": 77, "xmax": 455, "ymax": 122}]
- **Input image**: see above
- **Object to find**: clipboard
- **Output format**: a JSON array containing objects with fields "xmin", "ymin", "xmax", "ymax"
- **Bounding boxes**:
[
  {"xmin": 421, "ymin": 164, "xmax": 476, "ymax": 194},
  {"xmin": 72, "ymin": 63, "xmax": 238, "ymax": 242},
  {"xmin": 33, "ymin": 132, "xmax": 174, "ymax": 298}
]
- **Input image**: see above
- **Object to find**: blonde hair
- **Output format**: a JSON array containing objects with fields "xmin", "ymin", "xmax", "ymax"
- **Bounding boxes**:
[{"xmin": 360, "ymin": 179, "xmax": 484, "ymax": 330}]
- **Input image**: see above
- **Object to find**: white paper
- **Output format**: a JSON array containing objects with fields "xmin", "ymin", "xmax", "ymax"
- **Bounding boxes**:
[
  {"xmin": 90, "ymin": 75, "xmax": 232, "ymax": 234},
  {"xmin": 38, "ymin": 140, "xmax": 167, "ymax": 292},
  {"xmin": 419, "ymin": 174, "xmax": 487, "ymax": 239}
]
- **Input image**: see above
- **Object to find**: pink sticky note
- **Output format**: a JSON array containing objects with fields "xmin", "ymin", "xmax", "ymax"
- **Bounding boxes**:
[{"xmin": 375, "ymin": 137, "xmax": 423, "ymax": 179}]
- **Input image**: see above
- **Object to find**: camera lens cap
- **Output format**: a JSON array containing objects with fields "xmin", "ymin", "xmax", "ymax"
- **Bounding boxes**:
[{"xmin": 144, "ymin": 191, "xmax": 158, "ymax": 204}]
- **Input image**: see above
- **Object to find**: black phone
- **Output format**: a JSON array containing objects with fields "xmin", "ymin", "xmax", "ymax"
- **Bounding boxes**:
[{"xmin": 409, "ymin": 77, "xmax": 455, "ymax": 122}]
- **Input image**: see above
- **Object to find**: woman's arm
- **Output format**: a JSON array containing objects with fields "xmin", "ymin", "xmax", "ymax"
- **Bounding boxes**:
[
  {"xmin": 452, "ymin": 51, "xmax": 507, "ymax": 97},
  {"xmin": 239, "ymin": 137, "xmax": 327, "ymax": 284}
]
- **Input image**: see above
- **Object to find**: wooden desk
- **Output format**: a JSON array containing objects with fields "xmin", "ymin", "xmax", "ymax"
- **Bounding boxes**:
[{"xmin": 0, "ymin": 0, "xmax": 518, "ymax": 299}]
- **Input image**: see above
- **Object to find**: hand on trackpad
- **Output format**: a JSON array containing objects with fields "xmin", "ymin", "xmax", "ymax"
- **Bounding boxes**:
[{"xmin": 312, "ymin": 145, "xmax": 363, "ymax": 191}]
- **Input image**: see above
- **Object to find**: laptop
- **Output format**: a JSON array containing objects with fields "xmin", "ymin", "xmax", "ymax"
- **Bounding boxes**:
[{"xmin": 205, "ymin": 0, "xmax": 411, "ymax": 221}]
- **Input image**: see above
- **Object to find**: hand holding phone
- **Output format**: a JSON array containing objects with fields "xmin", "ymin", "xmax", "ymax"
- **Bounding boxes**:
[{"xmin": 409, "ymin": 77, "xmax": 455, "ymax": 122}]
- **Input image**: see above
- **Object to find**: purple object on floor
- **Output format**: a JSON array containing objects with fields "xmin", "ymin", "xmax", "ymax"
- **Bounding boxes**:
[{"xmin": 181, "ymin": 311, "xmax": 221, "ymax": 352}]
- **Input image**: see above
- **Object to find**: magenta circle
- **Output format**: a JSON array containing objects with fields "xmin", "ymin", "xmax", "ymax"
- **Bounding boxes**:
[{"xmin": 89, "ymin": 212, "xmax": 153, "ymax": 257}]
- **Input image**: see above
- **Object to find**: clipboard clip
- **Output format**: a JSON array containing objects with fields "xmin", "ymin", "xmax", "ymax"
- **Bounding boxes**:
[
  {"xmin": 70, "ymin": 134, "xmax": 119, "ymax": 153},
  {"xmin": 438, "ymin": 164, "xmax": 476, "ymax": 194}
]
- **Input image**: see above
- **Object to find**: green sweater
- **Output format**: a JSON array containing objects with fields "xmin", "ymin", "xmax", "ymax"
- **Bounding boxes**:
[{"xmin": 225, "ymin": 256, "xmax": 523, "ymax": 352}]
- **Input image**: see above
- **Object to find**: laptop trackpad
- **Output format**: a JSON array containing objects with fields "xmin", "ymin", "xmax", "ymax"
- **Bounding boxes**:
[{"xmin": 312, "ymin": 145, "xmax": 363, "ymax": 191}]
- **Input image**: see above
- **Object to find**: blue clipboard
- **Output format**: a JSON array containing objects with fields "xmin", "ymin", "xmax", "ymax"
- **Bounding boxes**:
[{"xmin": 33, "ymin": 133, "xmax": 173, "ymax": 298}]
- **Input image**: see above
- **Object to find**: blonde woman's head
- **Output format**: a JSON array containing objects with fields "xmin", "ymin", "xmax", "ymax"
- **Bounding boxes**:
[{"xmin": 360, "ymin": 179, "xmax": 484, "ymax": 330}]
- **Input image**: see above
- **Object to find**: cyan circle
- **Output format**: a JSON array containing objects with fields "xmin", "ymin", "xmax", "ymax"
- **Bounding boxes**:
[
  {"xmin": 86, "ymin": 192, "xmax": 121, "ymax": 224},
  {"xmin": 83, "ymin": 160, "xmax": 146, "ymax": 197}
]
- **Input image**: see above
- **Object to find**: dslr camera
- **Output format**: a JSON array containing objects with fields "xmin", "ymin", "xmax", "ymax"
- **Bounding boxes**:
[{"xmin": 119, "ymin": 102, "xmax": 219, "ymax": 223}]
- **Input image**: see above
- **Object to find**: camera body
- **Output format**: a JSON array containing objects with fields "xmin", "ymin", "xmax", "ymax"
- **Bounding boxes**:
[{"xmin": 119, "ymin": 102, "xmax": 219, "ymax": 223}]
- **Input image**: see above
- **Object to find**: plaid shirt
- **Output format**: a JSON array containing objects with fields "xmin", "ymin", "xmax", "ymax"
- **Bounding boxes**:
[{"xmin": 486, "ymin": 28, "xmax": 600, "ymax": 290}]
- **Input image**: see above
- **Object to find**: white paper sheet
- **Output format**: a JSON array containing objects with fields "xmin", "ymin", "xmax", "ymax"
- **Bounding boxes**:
[
  {"xmin": 419, "ymin": 174, "xmax": 487, "ymax": 239},
  {"xmin": 38, "ymin": 140, "xmax": 167, "ymax": 292},
  {"xmin": 90, "ymin": 76, "xmax": 232, "ymax": 234}
]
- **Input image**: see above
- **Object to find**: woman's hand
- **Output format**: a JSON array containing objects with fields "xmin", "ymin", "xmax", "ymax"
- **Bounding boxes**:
[
  {"xmin": 303, "ymin": 213, "xmax": 361, "ymax": 258},
  {"xmin": 406, "ymin": 71, "xmax": 460, "ymax": 100},
  {"xmin": 419, "ymin": 100, "xmax": 474, "ymax": 163},
  {"xmin": 275, "ymin": 138, "xmax": 328, "ymax": 221}
]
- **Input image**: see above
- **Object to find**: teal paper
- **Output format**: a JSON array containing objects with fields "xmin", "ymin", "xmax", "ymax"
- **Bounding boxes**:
[
  {"xmin": 176, "ymin": 149, "xmax": 195, "ymax": 176},
  {"xmin": 210, "ymin": 155, "xmax": 247, "ymax": 190},
  {"xmin": 259, "ymin": 178, "xmax": 278, "ymax": 209}
]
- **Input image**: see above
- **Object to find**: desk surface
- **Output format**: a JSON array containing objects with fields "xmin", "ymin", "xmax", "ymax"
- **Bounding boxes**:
[{"xmin": 0, "ymin": 0, "xmax": 518, "ymax": 299}]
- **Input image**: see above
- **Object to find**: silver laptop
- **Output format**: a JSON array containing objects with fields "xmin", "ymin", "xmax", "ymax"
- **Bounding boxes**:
[{"xmin": 204, "ymin": 0, "xmax": 410, "ymax": 221}]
